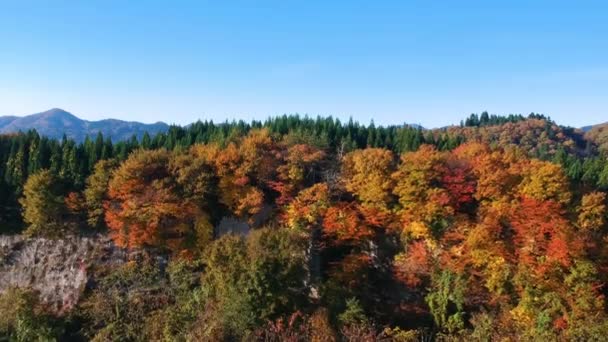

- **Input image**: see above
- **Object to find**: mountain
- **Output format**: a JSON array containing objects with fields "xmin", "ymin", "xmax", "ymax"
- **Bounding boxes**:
[
  {"xmin": 403, "ymin": 123, "xmax": 425, "ymax": 130},
  {"xmin": 0, "ymin": 108, "xmax": 169, "ymax": 142},
  {"xmin": 580, "ymin": 122, "xmax": 607, "ymax": 133}
]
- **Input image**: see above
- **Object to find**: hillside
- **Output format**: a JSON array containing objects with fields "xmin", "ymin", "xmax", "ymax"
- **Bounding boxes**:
[
  {"xmin": 0, "ymin": 108, "xmax": 169, "ymax": 142},
  {"xmin": 2, "ymin": 113, "xmax": 608, "ymax": 340},
  {"xmin": 433, "ymin": 119, "xmax": 589, "ymax": 157},
  {"xmin": 585, "ymin": 122, "xmax": 608, "ymax": 153}
]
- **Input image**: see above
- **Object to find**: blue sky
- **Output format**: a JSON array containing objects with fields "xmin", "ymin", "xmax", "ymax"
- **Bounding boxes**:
[{"xmin": 0, "ymin": 1, "xmax": 607, "ymax": 128}]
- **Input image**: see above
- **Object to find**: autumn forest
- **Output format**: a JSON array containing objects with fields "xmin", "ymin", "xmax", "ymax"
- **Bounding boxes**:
[{"xmin": 3, "ymin": 112, "xmax": 608, "ymax": 341}]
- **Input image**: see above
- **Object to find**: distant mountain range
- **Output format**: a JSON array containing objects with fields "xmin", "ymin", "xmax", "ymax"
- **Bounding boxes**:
[
  {"xmin": 0, "ymin": 108, "xmax": 604, "ymax": 143},
  {"xmin": 581, "ymin": 125, "xmax": 595, "ymax": 132},
  {"xmin": 0, "ymin": 108, "xmax": 169, "ymax": 142}
]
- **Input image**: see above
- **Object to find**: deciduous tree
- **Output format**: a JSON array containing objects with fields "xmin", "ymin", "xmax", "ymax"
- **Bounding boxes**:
[
  {"xmin": 342, "ymin": 148, "xmax": 395, "ymax": 207},
  {"xmin": 19, "ymin": 169, "xmax": 67, "ymax": 237},
  {"xmin": 105, "ymin": 149, "xmax": 195, "ymax": 251},
  {"xmin": 84, "ymin": 159, "xmax": 117, "ymax": 229}
]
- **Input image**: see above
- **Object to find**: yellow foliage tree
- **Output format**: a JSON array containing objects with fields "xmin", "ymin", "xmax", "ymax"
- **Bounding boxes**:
[
  {"xmin": 19, "ymin": 169, "xmax": 67, "ymax": 237},
  {"xmin": 518, "ymin": 159, "xmax": 571, "ymax": 205},
  {"xmin": 577, "ymin": 191, "xmax": 606, "ymax": 231},
  {"xmin": 342, "ymin": 148, "xmax": 395, "ymax": 207}
]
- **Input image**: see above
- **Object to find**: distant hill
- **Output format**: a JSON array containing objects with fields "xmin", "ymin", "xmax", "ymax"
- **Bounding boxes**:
[
  {"xmin": 579, "ymin": 122, "xmax": 606, "ymax": 133},
  {"xmin": 585, "ymin": 122, "xmax": 608, "ymax": 153},
  {"xmin": 403, "ymin": 123, "xmax": 425, "ymax": 130},
  {"xmin": 0, "ymin": 108, "xmax": 169, "ymax": 142},
  {"xmin": 430, "ymin": 118, "xmax": 589, "ymax": 157}
]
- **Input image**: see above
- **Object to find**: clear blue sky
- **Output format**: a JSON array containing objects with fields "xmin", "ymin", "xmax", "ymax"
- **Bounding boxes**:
[{"xmin": 1, "ymin": 1, "xmax": 607, "ymax": 128}]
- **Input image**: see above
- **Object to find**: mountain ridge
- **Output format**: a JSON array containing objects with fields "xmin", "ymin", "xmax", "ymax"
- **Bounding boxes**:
[
  {"xmin": 0, "ymin": 108, "xmax": 169, "ymax": 142},
  {"xmin": 1, "ymin": 108, "xmax": 603, "ymax": 143}
]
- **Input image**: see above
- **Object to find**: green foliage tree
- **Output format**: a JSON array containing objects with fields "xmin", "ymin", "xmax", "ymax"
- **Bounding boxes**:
[
  {"xmin": 338, "ymin": 298, "xmax": 369, "ymax": 327},
  {"xmin": 84, "ymin": 159, "xmax": 117, "ymax": 229},
  {"xmin": 246, "ymin": 227, "xmax": 308, "ymax": 322},
  {"xmin": 80, "ymin": 258, "xmax": 166, "ymax": 342},
  {"xmin": 199, "ymin": 228, "xmax": 307, "ymax": 339},
  {"xmin": 0, "ymin": 288, "xmax": 64, "ymax": 341},
  {"xmin": 425, "ymin": 270, "xmax": 466, "ymax": 334}
]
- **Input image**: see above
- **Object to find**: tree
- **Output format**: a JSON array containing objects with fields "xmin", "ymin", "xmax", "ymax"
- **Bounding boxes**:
[
  {"xmin": 207, "ymin": 130, "xmax": 277, "ymax": 221},
  {"xmin": 270, "ymin": 144, "xmax": 326, "ymax": 205},
  {"xmin": 510, "ymin": 197, "xmax": 576, "ymax": 276},
  {"xmin": 392, "ymin": 145, "xmax": 452, "ymax": 241},
  {"xmin": 599, "ymin": 162, "xmax": 608, "ymax": 189},
  {"xmin": 200, "ymin": 228, "xmax": 307, "ymax": 339},
  {"xmin": 425, "ymin": 270, "xmax": 466, "ymax": 333},
  {"xmin": 518, "ymin": 159, "xmax": 571, "ymax": 205},
  {"xmin": 471, "ymin": 148, "xmax": 520, "ymax": 204},
  {"xmin": 322, "ymin": 203, "xmax": 374, "ymax": 244},
  {"xmin": 84, "ymin": 159, "xmax": 117, "ymax": 229},
  {"xmin": 5, "ymin": 141, "xmax": 27, "ymax": 192},
  {"xmin": 27, "ymin": 134, "xmax": 47, "ymax": 175},
  {"xmin": 338, "ymin": 297, "xmax": 369, "ymax": 327},
  {"xmin": 563, "ymin": 261, "xmax": 608, "ymax": 340},
  {"xmin": 105, "ymin": 149, "xmax": 196, "ymax": 252},
  {"xmin": 393, "ymin": 241, "xmax": 431, "ymax": 288},
  {"xmin": 246, "ymin": 228, "xmax": 307, "ymax": 322},
  {"xmin": 577, "ymin": 192, "xmax": 607, "ymax": 231},
  {"xmin": 169, "ymin": 152, "xmax": 217, "ymax": 251},
  {"xmin": 284, "ymin": 183, "xmax": 330, "ymax": 231},
  {"xmin": 19, "ymin": 169, "xmax": 67, "ymax": 237},
  {"xmin": 341, "ymin": 148, "xmax": 395, "ymax": 208},
  {"xmin": 0, "ymin": 288, "xmax": 63, "ymax": 340},
  {"xmin": 393, "ymin": 145, "xmax": 445, "ymax": 209},
  {"xmin": 441, "ymin": 154, "xmax": 476, "ymax": 212},
  {"xmin": 59, "ymin": 139, "xmax": 82, "ymax": 188},
  {"xmin": 80, "ymin": 258, "xmax": 168, "ymax": 341}
]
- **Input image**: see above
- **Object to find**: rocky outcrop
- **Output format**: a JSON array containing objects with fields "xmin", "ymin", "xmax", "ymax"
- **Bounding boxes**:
[
  {"xmin": 0, "ymin": 234, "xmax": 127, "ymax": 313},
  {"xmin": 215, "ymin": 205, "xmax": 274, "ymax": 237},
  {"xmin": 0, "ymin": 210, "xmax": 275, "ymax": 313}
]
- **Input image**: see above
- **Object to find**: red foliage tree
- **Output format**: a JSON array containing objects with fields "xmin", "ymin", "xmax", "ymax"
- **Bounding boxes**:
[
  {"xmin": 322, "ymin": 203, "xmax": 374, "ymax": 244},
  {"xmin": 509, "ymin": 197, "xmax": 578, "ymax": 275},
  {"xmin": 393, "ymin": 241, "xmax": 431, "ymax": 288}
]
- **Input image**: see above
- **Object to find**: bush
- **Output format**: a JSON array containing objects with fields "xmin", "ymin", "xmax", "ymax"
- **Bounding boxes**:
[{"xmin": 0, "ymin": 287, "xmax": 64, "ymax": 341}]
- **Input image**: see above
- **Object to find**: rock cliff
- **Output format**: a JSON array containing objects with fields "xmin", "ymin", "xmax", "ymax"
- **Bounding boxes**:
[{"xmin": 0, "ymin": 234, "xmax": 127, "ymax": 313}]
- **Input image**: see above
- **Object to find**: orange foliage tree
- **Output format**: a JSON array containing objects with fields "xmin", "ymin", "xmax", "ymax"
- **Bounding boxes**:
[
  {"xmin": 210, "ymin": 129, "xmax": 277, "ymax": 222},
  {"xmin": 105, "ymin": 149, "xmax": 213, "ymax": 253},
  {"xmin": 270, "ymin": 144, "xmax": 326, "ymax": 205},
  {"xmin": 322, "ymin": 203, "xmax": 374, "ymax": 245}
]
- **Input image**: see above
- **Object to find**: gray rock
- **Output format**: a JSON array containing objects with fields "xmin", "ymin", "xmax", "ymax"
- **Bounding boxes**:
[{"xmin": 0, "ymin": 234, "xmax": 126, "ymax": 313}]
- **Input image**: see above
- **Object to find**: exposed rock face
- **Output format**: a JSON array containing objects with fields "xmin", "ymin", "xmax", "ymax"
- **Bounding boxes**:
[
  {"xmin": 216, "ymin": 217, "xmax": 251, "ymax": 237},
  {"xmin": 0, "ymin": 211, "xmax": 276, "ymax": 313},
  {"xmin": 0, "ymin": 234, "xmax": 126, "ymax": 313},
  {"xmin": 214, "ymin": 205, "xmax": 274, "ymax": 237}
]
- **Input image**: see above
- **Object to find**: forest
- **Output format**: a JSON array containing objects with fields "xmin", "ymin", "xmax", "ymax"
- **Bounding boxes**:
[{"xmin": 2, "ymin": 112, "xmax": 608, "ymax": 341}]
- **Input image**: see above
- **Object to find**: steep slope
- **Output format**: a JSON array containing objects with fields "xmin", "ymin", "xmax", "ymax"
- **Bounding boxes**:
[
  {"xmin": 0, "ymin": 235, "xmax": 130, "ymax": 312},
  {"xmin": 0, "ymin": 108, "xmax": 169, "ymax": 142}
]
